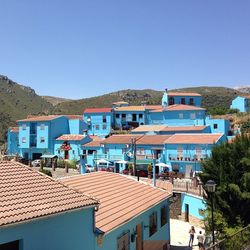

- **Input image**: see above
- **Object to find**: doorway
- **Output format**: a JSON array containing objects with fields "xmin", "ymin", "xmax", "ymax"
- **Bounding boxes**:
[
  {"xmin": 185, "ymin": 204, "xmax": 189, "ymax": 222},
  {"xmin": 64, "ymin": 150, "xmax": 69, "ymax": 160},
  {"xmin": 136, "ymin": 223, "xmax": 143, "ymax": 250},
  {"xmin": 185, "ymin": 165, "xmax": 192, "ymax": 178}
]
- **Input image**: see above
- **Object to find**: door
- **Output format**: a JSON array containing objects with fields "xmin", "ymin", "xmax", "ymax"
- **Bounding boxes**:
[
  {"xmin": 185, "ymin": 203, "xmax": 189, "ymax": 222},
  {"xmin": 64, "ymin": 150, "xmax": 69, "ymax": 160},
  {"xmin": 136, "ymin": 223, "xmax": 143, "ymax": 250},
  {"xmin": 185, "ymin": 165, "xmax": 192, "ymax": 178}
]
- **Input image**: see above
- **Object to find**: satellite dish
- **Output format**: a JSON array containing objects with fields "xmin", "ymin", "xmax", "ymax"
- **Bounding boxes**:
[{"xmin": 127, "ymin": 152, "xmax": 132, "ymax": 157}]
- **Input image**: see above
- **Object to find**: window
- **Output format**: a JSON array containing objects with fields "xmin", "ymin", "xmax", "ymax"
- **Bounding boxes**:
[
  {"xmin": 161, "ymin": 205, "xmax": 168, "ymax": 227},
  {"xmin": 73, "ymin": 150, "xmax": 75, "ymax": 154},
  {"xmin": 214, "ymin": 124, "xmax": 218, "ymax": 129},
  {"xmin": 181, "ymin": 98, "xmax": 186, "ymax": 104},
  {"xmin": 177, "ymin": 146, "xmax": 183, "ymax": 158},
  {"xmin": 117, "ymin": 231, "xmax": 130, "ymax": 250},
  {"xmin": 149, "ymin": 212, "xmax": 157, "ymax": 237},
  {"xmin": 189, "ymin": 98, "xmax": 194, "ymax": 105},
  {"xmin": 88, "ymin": 150, "xmax": 94, "ymax": 155},
  {"xmin": 122, "ymin": 114, "xmax": 126, "ymax": 118},
  {"xmin": 132, "ymin": 114, "xmax": 137, "ymax": 121},
  {"xmin": 103, "ymin": 115, "xmax": 107, "ymax": 123},
  {"xmin": 139, "ymin": 114, "xmax": 143, "ymax": 119},
  {"xmin": 58, "ymin": 150, "xmax": 60, "ymax": 154},
  {"xmin": 95, "ymin": 125, "xmax": 99, "ymax": 130},
  {"xmin": 40, "ymin": 124, "xmax": 45, "ymax": 130},
  {"xmin": 22, "ymin": 137, "xmax": 26, "ymax": 143},
  {"xmin": 103, "ymin": 124, "xmax": 107, "ymax": 130},
  {"xmin": 0, "ymin": 240, "xmax": 19, "ymax": 250},
  {"xmin": 22, "ymin": 124, "xmax": 26, "ymax": 130},
  {"xmin": 116, "ymin": 113, "xmax": 120, "ymax": 118},
  {"xmin": 195, "ymin": 147, "xmax": 202, "ymax": 158},
  {"xmin": 40, "ymin": 137, "xmax": 45, "ymax": 143},
  {"xmin": 179, "ymin": 113, "xmax": 184, "ymax": 119},
  {"xmin": 169, "ymin": 97, "xmax": 175, "ymax": 105},
  {"xmin": 136, "ymin": 148, "xmax": 145, "ymax": 155},
  {"xmin": 190, "ymin": 113, "xmax": 196, "ymax": 119}
]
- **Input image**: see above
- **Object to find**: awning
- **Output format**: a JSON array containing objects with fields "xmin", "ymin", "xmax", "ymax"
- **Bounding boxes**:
[
  {"xmin": 155, "ymin": 163, "xmax": 169, "ymax": 167},
  {"xmin": 41, "ymin": 154, "xmax": 58, "ymax": 159},
  {"xmin": 116, "ymin": 160, "xmax": 128, "ymax": 164},
  {"xmin": 128, "ymin": 159, "xmax": 153, "ymax": 165},
  {"xmin": 97, "ymin": 159, "xmax": 110, "ymax": 164}
]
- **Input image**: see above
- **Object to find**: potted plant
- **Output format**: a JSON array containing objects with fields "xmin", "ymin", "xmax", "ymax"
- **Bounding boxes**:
[{"xmin": 147, "ymin": 164, "xmax": 153, "ymax": 179}]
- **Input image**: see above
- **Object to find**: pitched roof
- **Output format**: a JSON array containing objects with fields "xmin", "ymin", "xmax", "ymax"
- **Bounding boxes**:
[
  {"xmin": 132, "ymin": 125, "xmax": 167, "ymax": 133},
  {"xmin": 61, "ymin": 172, "xmax": 171, "ymax": 233},
  {"xmin": 65, "ymin": 115, "xmax": 83, "ymax": 120},
  {"xmin": 56, "ymin": 134, "xmax": 85, "ymax": 141},
  {"xmin": 161, "ymin": 125, "xmax": 208, "ymax": 132},
  {"xmin": 114, "ymin": 106, "xmax": 146, "ymax": 112},
  {"xmin": 168, "ymin": 92, "xmax": 201, "ymax": 97},
  {"xmin": 144, "ymin": 105, "xmax": 163, "ymax": 110},
  {"xmin": 136, "ymin": 135, "xmax": 172, "ymax": 145},
  {"xmin": 164, "ymin": 133, "xmax": 223, "ymax": 144},
  {"xmin": 239, "ymin": 95, "xmax": 250, "ymax": 99},
  {"xmin": 17, "ymin": 115, "xmax": 63, "ymax": 122},
  {"xmin": 0, "ymin": 161, "xmax": 98, "ymax": 227},
  {"xmin": 103, "ymin": 134, "xmax": 143, "ymax": 144},
  {"xmin": 83, "ymin": 140, "xmax": 103, "ymax": 147},
  {"xmin": 84, "ymin": 108, "xmax": 112, "ymax": 113},
  {"xmin": 9, "ymin": 127, "xmax": 19, "ymax": 132},
  {"xmin": 150, "ymin": 104, "xmax": 205, "ymax": 112}
]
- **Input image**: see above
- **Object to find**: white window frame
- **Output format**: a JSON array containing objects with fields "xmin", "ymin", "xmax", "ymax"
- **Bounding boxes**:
[
  {"xmin": 22, "ymin": 124, "xmax": 26, "ymax": 130},
  {"xmin": 179, "ymin": 113, "xmax": 184, "ymax": 119},
  {"xmin": 22, "ymin": 137, "xmax": 26, "ymax": 143}
]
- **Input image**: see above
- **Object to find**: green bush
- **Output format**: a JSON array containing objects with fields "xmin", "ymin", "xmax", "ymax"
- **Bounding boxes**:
[
  {"xmin": 39, "ymin": 169, "xmax": 52, "ymax": 177},
  {"xmin": 57, "ymin": 159, "xmax": 65, "ymax": 168}
]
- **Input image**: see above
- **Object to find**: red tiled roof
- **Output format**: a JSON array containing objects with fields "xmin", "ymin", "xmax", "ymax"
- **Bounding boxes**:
[
  {"xmin": 144, "ymin": 105, "xmax": 162, "ymax": 110},
  {"xmin": 9, "ymin": 127, "xmax": 19, "ymax": 132},
  {"xmin": 84, "ymin": 108, "xmax": 112, "ymax": 113},
  {"xmin": 103, "ymin": 134, "xmax": 143, "ymax": 144},
  {"xmin": 56, "ymin": 134, "xmax": 85, "ymax": 141},
  {"xmin": 240, "ymin": 95, "xmax": 250, "ymax": 99},
  {"xmin": 161, "ymin": 125, "xmax": 208, "ymax": 132},
  {"xmin": 150, "ymin": 104, "xmax": 205, "ymax": 112},
  {"xmin": 61, "ymin": 172, "xmax": 171, "ymax": 233},
  {"xmin": 83, "ymin": 140, "xmax": 103, "ymax": 147},
  {"xmin": 65, "ymin": 115, "xmax": 83, "ymax": 120},
  {"xmin": 168, "ymin": 92, "xmax": 201, "ymax": 97},
  {"xmin": 164, "ymin": 133, "xmax": 223, "ymax": 144},
  {"xmin": 114, "ymin": 106, "xmax": 145, "ymax": 111},
  {"xmin": 17, "ymin": 115, "xmax": 63, "ymax": 122},
  {"xmin": 132, "ymin": 125, "xmax": 167, "ymax": 133},
  {"xmin": 0, "ymin": 162, "xmax": 98, "ymax": 227},
  {"xmin": 136, "ymin": 135, "xmax": 172, "ymax": 145}
]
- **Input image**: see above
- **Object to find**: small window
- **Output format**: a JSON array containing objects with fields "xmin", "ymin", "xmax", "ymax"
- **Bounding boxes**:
[
  {"xmin": 103, "ymin": 124, "xmax": 107, "ymax": 130},
  {"xmin": 177, "ymin": 146, "xmax": 183, "ymax": 157},
  {"xmin": 40, "ymin": 124, "xmax": 45, "ymax": 130},
  {"xmin": 190, "ymin": 98, "xmax": 194, "ymax": 105},
  {"xmin": 179, "ymin": 113, "xmax": 184, "ymax": 119},
  {"xmin": 181, "ymin": 98, "xmax": 185, "ymax": 104},
  {"xmin": 214, "ymin": 124, "xmax": 218, "ymax": 129},
  {"xmin": 58, "ymin": 150, "xmax": 60, "ymax": 154},
  {"xmin": 22, "ymin": 124, "xmax": 26, "ymax": 130},
  {"xmin": 0, "ymin": 240, "xmax": 19, "ymax": 250},
  {"xmin": 40, "ymin": 137, "xmax": 45, "ymax": 143},
  {"xmin": 169, "ymin": 97, "xmax": 175, "ymax": 105},
  {"xmin": 95, "ymin": 125, "xmax": 99, "ymax": 130},
  {"xmin": 103, "ymin": 115, "xmax": 107, "ymax": 123},
  {"xmin": 122, "ymin": 114, "xmax": 126, "ymax": 118},
  {"xmin": 116, "ymin": 113, "xmax": 120, "ymax": 118},
  {"xmin": 88, "ymin": 150, "xmax": 94, "ymax": 155},
  {"xmin": 161, "ymin": 205, "xmax": 168, "ymax": 227},
  {"xmin": 22, "ymin": 137, "xmax": 26, "ymax": 143},
  {"xmin": 149, "ymin": 212, "xmax": 157, "ymax": 237},
  {"xmin": 73, "ymin": 150, "xmax": 75, "ymax": 154},
  {"xmin": 139, "ymin": 114, "xmax": 143, "ymax": 119},
  {"xmin": 190, "ymin": 113, "xmax": 196, "ymax": 119}
]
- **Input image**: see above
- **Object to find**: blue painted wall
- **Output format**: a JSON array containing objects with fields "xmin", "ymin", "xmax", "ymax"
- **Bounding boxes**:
[
  {"xmin": 0, "ymin": 208, "xmax": 95, "ymax": 250},
  {"xmin": 97, "ymin": 200, "xmax": 170, "ymax": 250},
  {"xmin": 7, "ymin": 129, "xmax": 19, "ymax": 155},
  {"xmin": 205, "ymin": 117, "xmax": 230, "ymax": 135},
  {"xmin": 231, "ymin": 96, "xmax": 250, "ymax": 112},
  {"xmin": 168, "ymin": 95, "xmax": 202, "ymax": 107},
  {"xmin": 181, "ymin": 193, "xmax": 206, "ymax": 220}
]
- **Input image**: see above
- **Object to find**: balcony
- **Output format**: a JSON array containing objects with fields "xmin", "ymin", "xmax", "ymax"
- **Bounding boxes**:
[
  {"xmin": 168, "ymin": 154, "xmax": 208, "ymax": 162},
  {"xmin": 94, "ymin": 153, "xmax": 126, "ymax": 161}
]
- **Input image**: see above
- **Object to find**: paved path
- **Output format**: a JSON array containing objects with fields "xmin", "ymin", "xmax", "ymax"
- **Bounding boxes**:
[{"xmin": 170, "ymin": 219, "xmax": 204, "ymax": 250}]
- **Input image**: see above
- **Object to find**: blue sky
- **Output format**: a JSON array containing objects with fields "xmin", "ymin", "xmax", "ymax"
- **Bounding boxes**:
[{"xmin": 0, "ymin": 0, "xmax": 250, "ymax": 99}]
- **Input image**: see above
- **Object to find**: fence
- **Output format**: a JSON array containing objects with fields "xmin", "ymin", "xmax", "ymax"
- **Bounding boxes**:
[{"xmin": 206, "ymin": 224, "xmax": 250, "ymax": 250}]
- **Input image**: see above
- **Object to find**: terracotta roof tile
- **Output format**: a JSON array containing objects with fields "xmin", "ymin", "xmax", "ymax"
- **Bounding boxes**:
[
  {"xmin": 61, "ymin": 172, "xmax": 171, "ymax": 233},
  {"xmin": 64, "ymin": 115, "xmax": 83, "ymax": 120},
  {"xmin": 161, "ymin": 125, "xmax": 208, "ymax": 132},
  {"xmin": 56, "ymin": 134, "xmax": 85, "ymax": 141},
  {"xmin": 150, "ymin": 104, "xmax": 205, "ymax": 112},
  {"xmin": 103, "ymin": 134, "xmax": 143, "ymax": 144},
  {"xmin": 17, "ymin": 115, "xmax": 63, "ymax": 122},
  {"xmin": 114, "ymin": 106, "xmax": 145, "ymax": 111},
  {"xmin": 84, "ymin": 108, "xmax": 112, "ymax": 113},
  {"xmin": 164, "ymin": 133, "xmax": 223, "ymax": 144},
  {"xmin": 168, "ymin": 92, "xmax": 201, "ymax": 97},
  {"xmin": 9, "ymin": 127, "xmax": 19, "ymax": 132},
  {"xmin": 136, "ymin": 135, "xmax": 172, "ymax": 145},
  {"xmin": 0, "ymin": 162, "xmax": 98, "ymax": 227},
  {"xmin": 132, "ymin": 125, "xmax": 167, "ymax": 133}
]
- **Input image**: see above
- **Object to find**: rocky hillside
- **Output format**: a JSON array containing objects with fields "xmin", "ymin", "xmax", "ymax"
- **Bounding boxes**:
[{"xmin": 0, "ymin": 75, "xmax": 52, "ymax": 143}]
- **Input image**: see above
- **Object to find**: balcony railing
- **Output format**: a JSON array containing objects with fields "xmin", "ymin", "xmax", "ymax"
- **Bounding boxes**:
[
  {"xmin": 94, "ymin": 153, "xmax": 126, "ymax": 161},
  {"xmin": 168, "ymin": 154, "xmax": 208, "ymax": 162}
]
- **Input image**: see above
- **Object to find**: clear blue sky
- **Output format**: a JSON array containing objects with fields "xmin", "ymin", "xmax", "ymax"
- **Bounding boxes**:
[{"xmin": 0, "ymin": 0, "xmax": 250, "ymax": 99}]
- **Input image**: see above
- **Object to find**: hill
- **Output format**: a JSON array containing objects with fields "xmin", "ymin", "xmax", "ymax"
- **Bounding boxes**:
[
  {"xmin": 42, "ymin": 96, "xmax": 72, "ymax": 106},
  {"xmin": 53, "ymin": 86, "xmax": 240, "ymax": 115},
  {"xmin": 0, "ymin": 75, "xmax": 52, "ymax": 143}
]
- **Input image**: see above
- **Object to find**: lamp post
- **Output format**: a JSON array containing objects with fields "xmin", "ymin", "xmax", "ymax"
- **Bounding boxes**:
[{"xmin": 205, "ymin": 180, "xmax": 216, "ymax": 246}]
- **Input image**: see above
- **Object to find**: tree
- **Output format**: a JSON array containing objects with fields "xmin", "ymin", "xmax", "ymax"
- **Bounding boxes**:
[
  {"xmin": 199, "ymin": 135, "xmax": 250, "ymax": 235},
  {"xmin": 241, "ymin": 119, "xmax": 250, "ymax": 134}
]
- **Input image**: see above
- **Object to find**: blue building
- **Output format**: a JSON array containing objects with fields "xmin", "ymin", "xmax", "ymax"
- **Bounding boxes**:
[
  {"xmin": 83, "ymin": 108, "xmax": 113, "ymax": 137},
  {"xmin": 231, "ymin": 95, "xmax": 250, "ymax": 112},
  {"xmin": 17, "ymin": 115, "xmax": 69, "ymax": 161},
  {"xmin": 62, "ymin": 171, "xmax": 172, "ymax": 250},
  {"xmin": 7, "ymin": 127, "xmax": 19, "ymax": 155},
  {"xmin": 0, "ymin": 161, "xmax": 99, "ymax": 250},
  {"xmin": 164, "ymin": 133, "xmax": 226, "ymax": 175}
]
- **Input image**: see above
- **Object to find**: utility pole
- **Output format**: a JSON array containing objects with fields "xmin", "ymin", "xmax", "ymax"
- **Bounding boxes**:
[{"xmin": 132, "ymin": 138, "xmax": 137, "ymax": 176}]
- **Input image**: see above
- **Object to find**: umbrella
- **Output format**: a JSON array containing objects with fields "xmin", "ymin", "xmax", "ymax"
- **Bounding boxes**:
[
  {"xmin": 155, "ymin": 162, "xmax": 169, "ymax": 167},
  {"xmin": 116, "ymin": 160, "xmax": 128, "ymax": 164}
]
